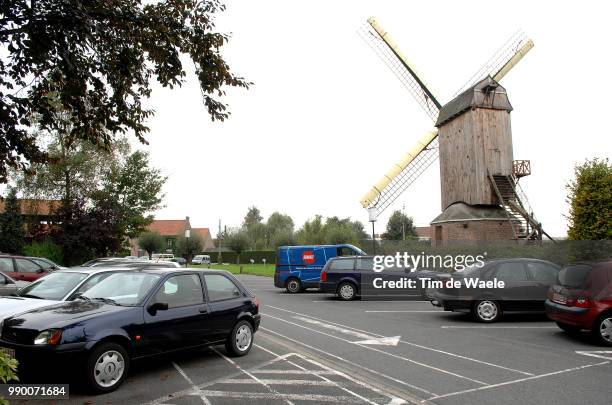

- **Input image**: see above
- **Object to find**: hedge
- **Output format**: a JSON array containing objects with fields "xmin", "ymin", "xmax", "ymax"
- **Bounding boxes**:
[{"xmin": 207, "ymin": 250, "xmax": 277, "ymax": 264}]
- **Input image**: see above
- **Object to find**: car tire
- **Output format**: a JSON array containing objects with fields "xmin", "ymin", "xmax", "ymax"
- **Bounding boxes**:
[
  {"xmin": 472, "ymin": 299, "xmax": 502, "ymax": 323},
  {"xmin": 225, "ymin": 320, "xmax": 254, "ymax": 356},
  {"xmin": 85, "ymin": 342, "xmax": 130, "ymax": 394},
  {"xmin": 285, "ymin": 278, "xmax": 302, "ymax": 294},
  {"xmin": 592, "ymin": 313, "xmax": 612, "ymax": 346},
  {"xmin": 337, "ymin": 282, "xmax": 357, "ymax": 301},
  {"xmin": 556, "ymin": 321, "xmax": 582, "ymax": 334}
]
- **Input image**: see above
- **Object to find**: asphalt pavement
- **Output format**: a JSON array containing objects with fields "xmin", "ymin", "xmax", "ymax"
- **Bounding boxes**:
[{"xmin": 27, "ymin": 274, "xmax": 612, "ymax": 405}]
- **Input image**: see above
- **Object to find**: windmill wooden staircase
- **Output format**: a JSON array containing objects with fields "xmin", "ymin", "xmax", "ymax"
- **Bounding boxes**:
[{"xmin": 488, "ymin": 171, "xmax": 554, "ymax": 241}]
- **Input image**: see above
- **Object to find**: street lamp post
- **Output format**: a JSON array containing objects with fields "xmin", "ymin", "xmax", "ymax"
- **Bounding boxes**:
[
  {"xmin": 367, "ymin": 208, "xmax": 378, "ymax": 256},
  {"xmin": 185, "ymin": 229, "xmax": 191, "ymax": 265}
]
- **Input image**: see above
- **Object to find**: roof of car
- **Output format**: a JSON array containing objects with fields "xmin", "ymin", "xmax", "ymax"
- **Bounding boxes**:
[{"xmin": 54, "ymin": 265, "xmax": 185, "ymax": 275}]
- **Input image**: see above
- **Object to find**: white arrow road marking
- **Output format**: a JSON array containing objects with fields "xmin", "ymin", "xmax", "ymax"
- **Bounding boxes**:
[
  {"xmin": 575, "ymin": 350, "xmax": 612, "ymax": 360},
  {"xmin": 352, "ymin": 336, "xmax": 402, "ymax": 346},
  {"xmin": 293, "ymin": 316, "xmax": 401, "ymax": 346}
]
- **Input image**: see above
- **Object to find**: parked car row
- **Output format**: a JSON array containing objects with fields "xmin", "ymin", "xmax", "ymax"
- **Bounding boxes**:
[
  {"xmin": 0, "ymin": 264, "xmax": 260, "ymax": 393},
  {"xmin": 273, "ymin": 246, "xmax": 612, "ymax": 346}
]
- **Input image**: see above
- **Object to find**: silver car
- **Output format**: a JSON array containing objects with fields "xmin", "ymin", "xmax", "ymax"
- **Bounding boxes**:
[{"xmin": 0, "ymin": 271, "xmax": 29, "ymax": 296}]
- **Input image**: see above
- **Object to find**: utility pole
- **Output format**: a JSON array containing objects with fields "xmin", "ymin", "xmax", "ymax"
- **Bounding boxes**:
[
  {"xmin": 217, "ymin": 219, "xmax": 222, "ymax": 265},
  {"xmin": 402, "ymin": 204, "xmax": 406, "ymax": 241}
]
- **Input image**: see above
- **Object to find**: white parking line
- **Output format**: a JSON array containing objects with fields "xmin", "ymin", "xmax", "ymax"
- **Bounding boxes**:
[
  {"xmin": 212, "ymin": 348, "xmax": 295, "ymax": 405},
  {"xmin": 263, "ymin": 313, "xmax": 488, "ymax": 385},
  {"xmin": 265, "ymin": 305, "xmax": 534, "ymax": 376},
  {"xmin": 575, "ymin": 350, "xmax": 612, "ymax": 361},
  {"xmin": 424, "ymin": 361, "xmax": 610, "ymax": 402},
  {"xmin": 172, "ymin": 362, "xmax": 212, "ymax": 405},
  {"xmin": 255, "ymin": 343, "xmax": 402, "ymax": 405},
  {"xmin": 259, "ymin": 328, "xmax": 436, "ymax": 397}
]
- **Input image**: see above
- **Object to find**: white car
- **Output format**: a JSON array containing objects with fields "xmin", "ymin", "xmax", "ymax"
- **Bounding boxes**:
[
  {"xmin": 0, "ymin": 267, "xmax": 140, "ymax": 322},
  {"xmin": 191, "ymin": 255, "xmax": 211, "ymax": 265}
]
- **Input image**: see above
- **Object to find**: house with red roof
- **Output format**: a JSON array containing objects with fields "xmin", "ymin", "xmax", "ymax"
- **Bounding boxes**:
[{"xmin": 129, "ymin": 216, "xmax": 215, "ymax": 257}]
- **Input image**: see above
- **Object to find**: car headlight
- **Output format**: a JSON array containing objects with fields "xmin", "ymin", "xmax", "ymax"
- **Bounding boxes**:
[{"xmin": 34, "ymin": 329, "xmax": 63, "ymax": 345}]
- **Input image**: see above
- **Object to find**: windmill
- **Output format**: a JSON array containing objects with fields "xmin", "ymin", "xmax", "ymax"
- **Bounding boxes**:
[{"xmin": 358, "ymin": 17, "xmax": 553, "ymax": 243}]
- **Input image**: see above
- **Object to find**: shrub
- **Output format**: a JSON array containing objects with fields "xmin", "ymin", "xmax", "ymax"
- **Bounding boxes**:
[
  {"xmin": 23, "ymin": 239, "xmax": 64, "ymax": 265},
  {"xmin": 0, "ymin": 351, "xmax": 18, "ymax": 405}
]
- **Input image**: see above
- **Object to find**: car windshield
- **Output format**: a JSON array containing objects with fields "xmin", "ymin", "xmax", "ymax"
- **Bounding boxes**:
[
  {"xmin": 17, "ymin": 272, "xmax": 89, "ymax": 300},
  {"xmin": 80, "ymin": 272, "xmax": 161, "ymax": 306},
  {"xmin": 558, "ymin": 264, "xmax": 593, "ymax": 288},
  {"xmin": 31, "ymin": 258, "xmax": 52, "ymax": 268}
]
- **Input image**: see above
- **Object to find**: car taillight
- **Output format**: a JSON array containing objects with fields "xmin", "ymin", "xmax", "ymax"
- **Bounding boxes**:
[
  {"xmin": 252, "ymin": 297, "xmax": 260, "ymax": 309},
  {"xmin": 320, "ymin": 271, "xmax": 327, "ymax": 282}
]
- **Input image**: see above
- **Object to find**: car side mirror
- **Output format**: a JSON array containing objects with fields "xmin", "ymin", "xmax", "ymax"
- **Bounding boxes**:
[
  {"xmin": 36, "ymin": 268, "xmax": 45, "ymax": 274},
  {"xmin": 147, "ymin": 302, "xmax": 169, "ymax": 316}
]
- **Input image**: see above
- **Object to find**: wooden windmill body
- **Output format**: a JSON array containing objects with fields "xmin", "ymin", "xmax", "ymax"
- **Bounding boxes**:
[{"xmin": 431, "ymin": 77, "xmax": 517, "ymax": 243}]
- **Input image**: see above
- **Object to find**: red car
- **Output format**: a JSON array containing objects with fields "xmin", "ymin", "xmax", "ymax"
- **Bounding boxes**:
[
  {"xmin": 545, "ymin": 260, "xmax": 612, "ymax": 346},
  {"xmin": 0, "ymin": 255, "xmax": 56, "ymax": 282}
]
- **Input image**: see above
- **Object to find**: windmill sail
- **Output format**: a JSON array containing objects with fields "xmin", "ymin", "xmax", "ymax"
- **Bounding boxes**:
[
  {"xmin": 359, "ymin": 18, "xmax": 441, "ymax": 122},
  {"xmin": 359, "ymin": 19, "xmax": 534, "ymax": 217}
]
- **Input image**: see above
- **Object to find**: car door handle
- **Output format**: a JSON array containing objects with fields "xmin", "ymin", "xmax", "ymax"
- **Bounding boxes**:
[{"xmin": 198, "ymin": 307, "xmax": 208, "ymax": 314}]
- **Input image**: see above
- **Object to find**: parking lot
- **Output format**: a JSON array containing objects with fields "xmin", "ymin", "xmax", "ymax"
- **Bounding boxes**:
[{"xmin": 33, "ymin": 274, "xmax": 612, "ymax": 405}]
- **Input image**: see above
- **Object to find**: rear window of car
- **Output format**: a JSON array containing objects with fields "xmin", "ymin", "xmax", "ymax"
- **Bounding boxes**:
[
  {"xmin": 330, "ymin": 259, "xmax": 354, "ymax": 271},
  {"xmin": 558, "ymin": 264, "xmax": 593, "ymax": 288}
]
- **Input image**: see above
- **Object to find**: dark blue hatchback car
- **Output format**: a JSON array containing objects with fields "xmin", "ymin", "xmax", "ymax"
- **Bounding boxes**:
[{"xmin": 0, "ymin": 269, "xmax": 260, "ymax": 393}]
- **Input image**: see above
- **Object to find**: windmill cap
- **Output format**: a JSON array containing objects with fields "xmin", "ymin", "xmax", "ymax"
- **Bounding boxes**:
[{"xmin": 435, "ymin": 76, "xmax": 513, "ymax": 127}]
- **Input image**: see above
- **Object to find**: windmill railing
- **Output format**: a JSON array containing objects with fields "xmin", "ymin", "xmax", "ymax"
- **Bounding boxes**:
[{"xmin": 513, "ymin": 160, "xmax": 531, "ymax": 178}]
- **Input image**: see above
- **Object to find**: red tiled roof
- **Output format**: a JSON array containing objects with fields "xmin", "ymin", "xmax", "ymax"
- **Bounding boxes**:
[
  {"xmin": 191, "ymin": 227, "xmax": 215, "ymax": 249},
  {"xmin": 147, "ymin": 219, "xmax": 189, "ymax": 236},
  {"xmin": 0, "ymin": 199, "xmax": 61, "ymax": 216}
]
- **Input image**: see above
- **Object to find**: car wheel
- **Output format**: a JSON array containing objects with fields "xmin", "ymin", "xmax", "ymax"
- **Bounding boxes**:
[
  {"xmin": 85, "ymin": 342, "xmax": 129, "ymax": 394},
  {"xmin": 337, "ymin": 282, "xmax": 357, "ymax": 301},
  {"xmin": 592, "ymin": 313, "xmax": 612, "ymax": 346},
  {"xmin": 225, "ymin": 320, "xmax": 254, "ymax": 356},
  {"xmin": 285, "ymin": 278, "xmax": 302, "ymax": 294},
  {"xmin": 556, "ymin": 321, "xmax": 582, "ymax": 334},
  {"xmin": 472, "ymin": 300, "xmax": 501, "ymax": 322}
]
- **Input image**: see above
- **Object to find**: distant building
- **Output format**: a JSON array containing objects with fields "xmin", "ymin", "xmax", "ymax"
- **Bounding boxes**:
[
  {"xmin": 130, "ymin": 216, "xmax": 215, "ymax": 257},
  {"xmin": 0, "ymin": 198, "xmax": 61, "ymax": 237},
  {"xmin": 190, "ymin": 228, "xmax": 215, "ymax": 251},
  {"xmin": 415, "ymin": 226, "xmax": 431, "ymax": 241}
]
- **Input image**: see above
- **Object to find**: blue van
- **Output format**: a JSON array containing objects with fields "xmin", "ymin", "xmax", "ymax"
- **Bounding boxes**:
[{"xmin": 274, "ymin": 244, "xmax": 366, "ymax": 293}]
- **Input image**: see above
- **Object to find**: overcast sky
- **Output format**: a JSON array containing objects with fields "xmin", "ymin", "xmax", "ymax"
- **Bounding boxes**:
[{"xmin": 132, "ymin": 0, "xmax": 612, "ymax": 237}]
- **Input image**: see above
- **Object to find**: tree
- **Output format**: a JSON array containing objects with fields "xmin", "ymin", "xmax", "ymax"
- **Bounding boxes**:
[
  {"xmin": 323, "ymin": 217, "xmax": 364, "ymax": 245},
  {"xmin": 176, "ymin": 233, "xmax": 204, "ymax": 262},
  {"xmin": 138, "ymin": 232, "xmax": 165, "ymax": 260},
  {"xmin": 1, "ymin": 0, "xmax": 250, "ymax": 182},
  {"xmin": 241, "ymin": 206, "xmax": 265, "ymax": 249},
  {"xmin": 296, "ymin": 215, "xmax": 326, "ymax": 245},
  {"xmin": 382, "ymin": 210, "xmax": 417, "ymax": 240},
  {"xmin": 243, "ymin": 206, "xmax": 263, "ymax": 230},
  {"xmin": 39, "ymin": 148, "xmax": 166, "ymax": 264},
  {"xmin": 15, "ymin": 128, "xmax": 131, "ymax": 202},
  {"xmin": 566, "ymin": 158, "xmax": 612, "ymax": 240},
  {"xmin": 225, "ymin": 229, "xmax": 249, "ymax": 264},
  {"xmin": 97, "ymin": 150, "xmax": 166, "ymax": 239},
  {"xmin": 271, "ymin": 229, "xmax": 297, "ymax": 248},
  {"xmin": 0, "ymin": 188, "xmax": 25, "ymax": 253},
  {"xmin": 266, "ymin": 212, "xmax": 294, "ymax": 247}
]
